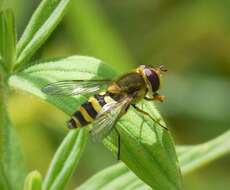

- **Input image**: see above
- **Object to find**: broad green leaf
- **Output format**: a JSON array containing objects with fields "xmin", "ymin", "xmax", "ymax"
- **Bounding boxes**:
[
  {"xmin": 0, "ymin": 9, "xmax": 16, "ymax": 71},
  {"xmin": 103, "ymin": 101, "xmax": 182, "ymax": 190},
  {"xmin": 16, "ymin": 0, "xmax": 71, "ymax": 69},
  {"xmin": 0, "ymin": 78, "xmax": 26, "ymax": 190},
  {"xmin": 9, "ymin": 56, "xmax": 182, "ymax": 190},
  {"xmin": 23, "ymin": 171, "xmax": 42, "ymax": 190},
  {"xmin": 78, "ymin": 130, "xmax": 230, "ymax": 190},
  {"xmin": 42, "ymin": 129, "xmax": 88, "ymax": 190},
  {"xmin": 10, "ymin": 56, "xmax": 116, "ymax": 115},
  {"xmin": 67, "ymin": 0, "xmax": 134, "ymax": 71}
]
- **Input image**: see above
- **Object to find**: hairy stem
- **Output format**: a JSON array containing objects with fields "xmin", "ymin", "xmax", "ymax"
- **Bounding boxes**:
[{"xmin": 0, "ymin": 72, "xmax": 13, "ymax": 190}]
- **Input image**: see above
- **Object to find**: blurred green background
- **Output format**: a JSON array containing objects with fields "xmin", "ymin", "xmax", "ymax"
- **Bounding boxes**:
[{"xmin": 3, "ymin": 0, "xmax": 230, "ymax": 189}]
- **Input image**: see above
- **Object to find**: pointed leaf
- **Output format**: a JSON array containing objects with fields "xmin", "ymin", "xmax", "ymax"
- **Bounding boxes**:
[
  {"xmin": 178, "ymin": 130, "xmax": 230, "ymax": 174},
  {"xmin": 0, "ymin": 9, "xmax": 16, "ymax": 71},
  {"xmin": 23, "ymin": 171, "xmax": 42, "ymax": 190},
  {"xmin": 42, "ymin": 129, "xmax": 88, "ymax": 190},
  {"xmin": 103, "ymin": 101, "xmax": 182, "ymax": 190},
  {"xmin": 16, "ymin": 0, "xmax": 71, "ymax": 69}
]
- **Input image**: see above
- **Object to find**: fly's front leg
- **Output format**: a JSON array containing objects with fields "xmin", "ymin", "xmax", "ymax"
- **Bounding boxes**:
[
  {"xmin": 132, "ymin": 104, "xmax": 168, "ymax": 130},
  {"xmin": 144, "ymin": 93, "xmax": 165, "ymax": 102}
]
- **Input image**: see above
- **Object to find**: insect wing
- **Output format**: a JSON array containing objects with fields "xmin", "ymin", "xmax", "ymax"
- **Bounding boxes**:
[
  {"xmin": 90, "ymin": 96, "xmax": 132, "ymax": 142},
  {"xmin": 42, "ymin": 80, "xmax": 110, "ymax": 96}
]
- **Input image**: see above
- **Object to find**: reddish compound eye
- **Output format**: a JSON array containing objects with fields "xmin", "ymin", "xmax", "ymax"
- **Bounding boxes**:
[{"xmin": 144, "ymin": 68, "xmax": 160, "ymax": 92}]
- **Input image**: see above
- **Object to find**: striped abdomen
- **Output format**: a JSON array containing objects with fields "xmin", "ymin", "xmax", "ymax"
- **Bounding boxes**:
[{"xmin": 68, "ymin": 92, "xmax": 116, "ymax": 129}]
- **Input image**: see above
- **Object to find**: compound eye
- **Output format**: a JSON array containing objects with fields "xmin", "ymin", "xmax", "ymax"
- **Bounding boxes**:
[{"xmin": 144, "ymin": 68, "xmax": 160, "ymax": 92}]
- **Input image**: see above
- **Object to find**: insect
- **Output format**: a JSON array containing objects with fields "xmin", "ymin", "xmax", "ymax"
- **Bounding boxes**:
[{"xmin": 42, "ymin": 65, "xmax": 167, "ymax": 159}]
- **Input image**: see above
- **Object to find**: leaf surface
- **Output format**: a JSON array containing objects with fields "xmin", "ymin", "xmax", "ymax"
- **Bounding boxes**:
[
  {"xmin": 43, "ymin": 129, "xmax": 88, "ymax": 190},
  {"xmin": 23, "ymin": 171, "xmax": 42, "ymax": 190},
  {"xmin": 16, "ymin": 0, "xmax": 71, "ymax": 69},
  {"xmin": 0, "ymin": 9, "xmax": 16, "ymax": 71},
  {"xmin": 178, "ymin": 130, "xmax": 230, "ymax": 174}
]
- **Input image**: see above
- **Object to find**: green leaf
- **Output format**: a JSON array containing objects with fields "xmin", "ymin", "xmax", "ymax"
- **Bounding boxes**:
[
  {"xmin": 78, "ymin": 130, "xmax": 230, "ymax": 190},
  {"xmin": 42, "ymin": 129, "xmax": 88, "ymax": 190},
  {"xmin": 0, "ymin": 9, "xmax": 16, "ymax": 71},
  {"xmin": 77, "ymin": 163, "xmax": 150, "ymax": 190},
  {"xmin": 16, "ymin": 0, "xmax": 71, "ymax": 69},
  {"xmin": 103, "ymin": 101, "xmax": 182, "ymax": 190},
  {"xmin": 23, "ymin": 171, "xmax": 42, "ymax": 190},
  {"xmin": 0, "ymin": 76, "xmax": 26, "ymax": 190},
  {"xmin": 9, "ymin": 56, "xmax": 116, "ymax": 115},
  {"xmin": 178, "ymin": 130, "xmax": 230, "ymax": 174},
  {"xmin": 9, "ymin": 56, "xmax": 182, "ymax": 190}
]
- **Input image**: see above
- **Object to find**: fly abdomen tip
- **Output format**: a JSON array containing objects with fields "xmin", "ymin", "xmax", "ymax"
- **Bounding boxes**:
[{"xmin": 67, "ymin": 119, "xmax": 77, "ymax": 129}]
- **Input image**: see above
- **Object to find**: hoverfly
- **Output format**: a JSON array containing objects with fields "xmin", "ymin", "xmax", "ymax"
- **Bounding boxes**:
[{"xmin": 42, "ymin": 65, "xmax": 167, "ymax": 159}]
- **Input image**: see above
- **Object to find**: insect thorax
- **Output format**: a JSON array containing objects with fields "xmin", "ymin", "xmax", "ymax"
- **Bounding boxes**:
[{"xmin": 111, "ymin": 72, "xmax": 147, "ymax": 100}]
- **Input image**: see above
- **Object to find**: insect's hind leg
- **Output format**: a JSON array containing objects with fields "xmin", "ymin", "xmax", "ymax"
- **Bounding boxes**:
[
  {"xmin": 114, "ymin": 127, "xmax": 121, "ymax": 160},
  {"xmin": 132, "ymin": 104, "xmax": 168, "ymax": 130}
]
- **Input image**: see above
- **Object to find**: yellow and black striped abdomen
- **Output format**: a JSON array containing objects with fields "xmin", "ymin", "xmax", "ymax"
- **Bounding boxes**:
[{"xmin": 68, "ymin": 92, "xmax": 116, "ymax": 129}]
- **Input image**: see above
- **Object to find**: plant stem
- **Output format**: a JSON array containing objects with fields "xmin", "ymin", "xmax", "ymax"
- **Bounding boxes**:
[
  {"xmin": 0, "ymin": 73, "xmax": 26, "ymax": 189},
  {"xmin": 0, "ymin": 71, "xmax": 13, "ymax": 190}
]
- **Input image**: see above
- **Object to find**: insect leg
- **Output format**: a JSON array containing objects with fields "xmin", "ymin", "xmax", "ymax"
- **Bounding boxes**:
[
  {"xmin": 132, "ymin": 104, "xmax": 168, "ymax": 130},
  {"xmin": 114, "ymin": 127, "xmax": 121, "ymax": 160},
  {"xmin": 144, "ymin": 93, "xmax": 165, "ymax": 102}
]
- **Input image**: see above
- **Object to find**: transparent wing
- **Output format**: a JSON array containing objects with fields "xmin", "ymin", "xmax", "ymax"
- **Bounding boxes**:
[
  {"xmin": 90, "ymin": 96, "xmax": 132, "ymax": 142},
  {"xmin": 42, "ymin": 80, "xmax": 111, "ymax": 96}
]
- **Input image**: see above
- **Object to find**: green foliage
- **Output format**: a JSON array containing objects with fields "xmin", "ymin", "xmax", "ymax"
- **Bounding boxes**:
[
  {"xmin": 0, "ymin": 91, "xmax": 13, "ymax": 189},
  {"xmin": 104, "ymin": 101, "xmax": 182, "ymax": 190},
  {"xmin": 43, "ymin": 129, "xmax": 88, "ymax": 190},
  {"xmin": 178, "ymin": 130, "xmax": 230, "ymax": 174},
  {"xmin": 16, "ymin": 0, "xmax": 71, "ymax": 69},
  {"xmin": 10, "ymin": 57, "xmax": 182, "ymax": 189},
  {"xmin": 23, "ymin": 171, "xmax": 42, "ymax": 190},
  {"xmin": 0, "ymin": 0, "xmax": 229, "ymax": 190},
  {"xmin": 9, "ymin": 56, "xmax": 117, "ymax": 114},
  {"xmin": 77, "ymin": 163, "xmax": 148, "ymax": 190},
  {"xmin": 78, "ymin": 130, "xmax": 230, "ymax": 190},
  {"xmin": 0, "ymin": 8, "xmax": 25, "ymax": 190},
  {"xmin": 0, "ymin": 9, "xmax": 16, "ymax": 72}
]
